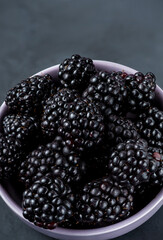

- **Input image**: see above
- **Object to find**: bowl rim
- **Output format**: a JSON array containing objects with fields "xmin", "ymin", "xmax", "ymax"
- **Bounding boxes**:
[{"xmin": 0, "ymin": 60, "xmax": 163, "ymax": 238}]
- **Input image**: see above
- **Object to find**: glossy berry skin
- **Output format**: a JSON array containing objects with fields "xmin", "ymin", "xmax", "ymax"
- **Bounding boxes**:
[
  {"xmin": 0, "ymin": 133, "xmax": 22, "ymax": 180},
  {"xmin": 106, "ymin": 115, "xmax": 140, "ymax": 145},
  {"xmin": 41, "ymin": 88, "xmax": 79, "ymax": 139},
  {"xmin": 76, "ymin": 177, "xmax": 134, "ymax": 227},
  {"xmin": 108, "ymin": 139, "xmax": 149, "ymax": 187},
  {"xmin": 125, "ymin": 72, "xmax": 156, "ymax": 112},
  {"xmin": 5, "ymin": 74, "xmax": 57, "ymax": 115},
  {"xmin": 83, "ymin": 71, "xmax": 128, "ymax": 116},
  {"xmin": 3, "ymin": 114, "xmax": 39, "ymax": 148},
  {"xmin": 19, "ymin": 136, "xmax": 84, "ymax": 188},
  {"xmin": 136, "ymin": 107, "xmax": 163, "ymax": 148},
  {"xmin": 58, "ymin": 98, "xmax": 105, "ymax": 152},
  {"xmin": 22, "ymin": 176, "xmax": 74, "ymax": 229},
  {"xmin": 58, "ymin": 54, "xmax": 96, "ymax": 91}
]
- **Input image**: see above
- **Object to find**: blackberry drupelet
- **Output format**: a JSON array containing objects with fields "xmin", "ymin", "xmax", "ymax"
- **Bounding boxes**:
[
  {"xmin": 108, "ymin": 139, "xmax": 149, "ymax": 187},
  {"xmin": 19, "ymin": 136, "xmax": 84, "ymax": 188},
  {"xmin": 5, "ymin": 74, "xmax": 58, "ymax": 115},
  {"xmin": 76, "ymin": 177, "xmax": 134, "ymax": 227},
  {"xmin": 0, "ymin": 133, "xmax": 22, "ymax": 180},
  {"xmin": 41, "ymin": 88, "xmax": 79, "ymax": 139},
  {"xmin": 58, "ymin": 98, "xmax": 105, "ymax": 152},
  {"xmin": 106, "ymin": 115, "xmax": 140, "ymax": 145},
  {"xmin": 82, "ymin": 71, "xmax": 128, "ymax": 116},
  {"xmin": 58, "ymin": 54, "xmax": 96, "ymax": 90},
  {"xmin": 125, "ymin": 72, "xmax": 156, "ymax": 112},
  {"xmin": 22, "ymin": 176, "xmax": 74, "ymax": 229},
  {"xmin": 136, "ymin": 107, "xmax": 163, "ymax": 148},
  {"xmin": 3, "ymin": 114, "xmax": 39, "ymax": 148}
]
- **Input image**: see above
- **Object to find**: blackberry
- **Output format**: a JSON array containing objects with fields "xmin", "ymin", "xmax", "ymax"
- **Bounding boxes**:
[
  {"xmin": 136, "ymin": 107, "xmax": 163, "ymax": 148},
  {"xmin": 58, "ymin": 98, "xmax": 105, "ymax": 152},
  {"xmin": 83, "ymin": 71, "xmax": 128, "ymax": 116},
  {"xmin": 106, "ymin": 115, "xmax": 140, "ymax": 145},
  {"xmin": 108, "ymin": 139, "xmax": 149, "ymax": 187},
  {"xmin": 125, "ymin": 72, "xmax": 156, "ymax": 112},
  {"xmin": 148, "ymin": 147, "xmax": 163, "ymax": 186},
  {"xmin": 76, "ymin": 177, "xmax": 134, "ymax": 227},
  {"xmin": 0, "ymin": 133, "xmax": 22, "ymax": 180},
  {"xmin": 22, "ymin": 176, "xmax": 74, "ymax": 229},
  {"xmin": 19, "ymin": 136, "xmax": 84, "ymax": 188},
  {"xmin": 6, "ymin": 74, "xmax": 58, "ymax": 115},
  {"xmin": 41, "ymin": 88, "xmax": 79, "ymax": 139},
  {"xmin": 58, "ymin": 54, "xmax": 96, "ymax": 90},
  {"xmin": 3, "ymin": 114, "xmax": 39, "ymax": 148}
]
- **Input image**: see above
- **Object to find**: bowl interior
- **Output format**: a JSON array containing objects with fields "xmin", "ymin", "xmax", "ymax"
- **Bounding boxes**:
[{"xmin": 0, "ymin": 60, "xmax": 163, "ymax": 238}]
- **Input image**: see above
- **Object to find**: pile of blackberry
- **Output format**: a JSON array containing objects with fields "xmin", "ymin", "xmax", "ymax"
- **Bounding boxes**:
[{"xmin": 0, "ymin": 54, "xmax": 162, "ymax": 230}]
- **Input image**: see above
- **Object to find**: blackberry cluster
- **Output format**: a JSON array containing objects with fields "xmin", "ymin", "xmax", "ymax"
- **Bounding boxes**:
[
  {"xmin": 58, "ymin": 54, "xmax": 96, "ymax": 90},
  {"xmin": 41, "ymin": 88, "xmax": 79, "ymax": 139},
  {"xmin": 136, "ymin": 107, "xmax": 163, "ymax": 148},
  {"xmin": 3, "ymin": 114, "xmax": 39, "ymax": 148},
  {"xmin": 75, "ymin": 177, "xmax": 134, "ymax": 227},
  {"xmin": 83, "ymin": 71, "xmax": 128, "ymax": 116},
  {"xmin": 58, "ymin": 98, "xmax": 105, "ymax": 152},
  {"xmin": 19, "ymin": 136, "xmax": 85, "ymax": 188},
  {"xmin": 1, "ymin": 54, "xmax": 163, "ymax": 230},
  {"xmin": 0, "ymin": 133, "xmax": 22, "ymax": 180},
  {"xmin": 5, "ymin": 74, "xmax": 58, "ymax": 115},
  {"xmin": 108, "ymin": 139, "xmax": 149, "ymax": 187},
  {"xmin": 23, "ymin": 176, "xmax": 74, "ymax": 229},
  {"xmin": 125, "ymin": 72, "xmax": 156, "ymax": 112},
  {"xmin": 106, "ymin": 115, "xmax": 139, "ymax": 145}
]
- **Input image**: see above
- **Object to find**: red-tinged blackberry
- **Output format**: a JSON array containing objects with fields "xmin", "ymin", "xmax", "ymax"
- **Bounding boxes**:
[
  {"xmin": 5, "ymin": 74, "xmax": 58, "ymax": 115},
  {"xmin": 0, "ymin": 133, "xmax": 22, "ymax": 180},
  {"xmin": 148, "ymin": 147, "xmax": 163, "ymax": 186},
  {"xmin": 58, "ymin": 98, "xmax": 105, "ymax": 152},
  {"xmin": 136, "ymin": 107, "xmax": 163, "ymax": 148},
  {"xmin": 58, "ymin": 54, "xmax": 96, "ymax": 91},
  {"xmin": 3, "ymin": 114, "xmax": 39, "ymax": 148},
  {"xmin": 82, "ymin": 71, "xmax": 128, "ymax": 116},
  {"xmin": 75, "ymin": 177, "xmax": 134, "ymax": 227},
  {"xmin": 106, "ymin": 115, "xmax": 140, "ymax": 145},
  {"xmin": 22, "ymin": 176, "xmax": 74, "ymax": 229},
  {"xmin": 125, "ymin": 72, "xmax": 156, "ymax": 112},
  {"xmin": 41, "ymin": 88, "xmax": 79, "ymax": 139},
  {"xmin": 108, "ymin": 139, "xmax": 149, "ymax": 187},
  {"xmin": 19, "ymin": 136, "xmax": 85, "ymax": 188}
]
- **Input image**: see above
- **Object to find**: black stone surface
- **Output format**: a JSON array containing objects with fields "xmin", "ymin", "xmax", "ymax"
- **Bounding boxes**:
[{"xmin": 0, "ymin": 0, "xmax": 163, "ymax": 239}]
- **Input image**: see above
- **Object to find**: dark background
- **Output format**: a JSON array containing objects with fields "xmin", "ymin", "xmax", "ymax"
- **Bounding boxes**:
[{"xmin": 0, "ymin": 0, "xmax": 163, "ymax": 239}]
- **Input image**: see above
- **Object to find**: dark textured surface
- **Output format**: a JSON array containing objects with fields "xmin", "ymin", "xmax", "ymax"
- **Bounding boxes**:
[{"xmin": 0, "ymin": 0, "xmax": 163, "ymax": 239}]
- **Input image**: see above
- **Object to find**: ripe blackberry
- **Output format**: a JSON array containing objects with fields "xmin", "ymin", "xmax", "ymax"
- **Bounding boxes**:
[
  {"xmin": 125, "ymin": 72, "xmax": 156, "ymax": 112},
  {"xmin": 106, "ymin": 115, "xmax": 140, "ymax": 145},
  {"xmin": 0, "ymin": 133, "xmax": 22, "ymax": 180},
  {"xmin": 6, "ymin": 74, "xmax": 58, "ymax": 115},
  {"xmin": 22, "ymin": 176, "xmax": 74, "ymax": 229},
  {"xmin": 83, "ymin": 71, "xmax": 128, "ymax": 116},
  {"xmin": 58, "ymin": 54, "xmax": 96, "ymax": 90},
  {"xmin": 58, "ymin": 98, "xmax": 105, "ymax": 152},
  {"xmin": 148, "ymin": 147, "xmax": 163, "ymax": 186},
  {"xmin": 76, "ymin": 177, "xmax": 134, "ymax": 227},
  {"xmin": 136, "ymin": 107, "xmax": 163, "ymax": 148},
  {"xmin": 3, "ymin": 114, "xmax": 39, "ymax": 148},
  {"xmin": 41, "ymin": 88, "xmax": 79, "ymax": 139},
  {"xmin": 19, "ymin": 136, "xmax": 84, "ymax": 188},
  {"xmin": 108, "ymin": 139, "xmax": 149, "ymax": 187}
]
